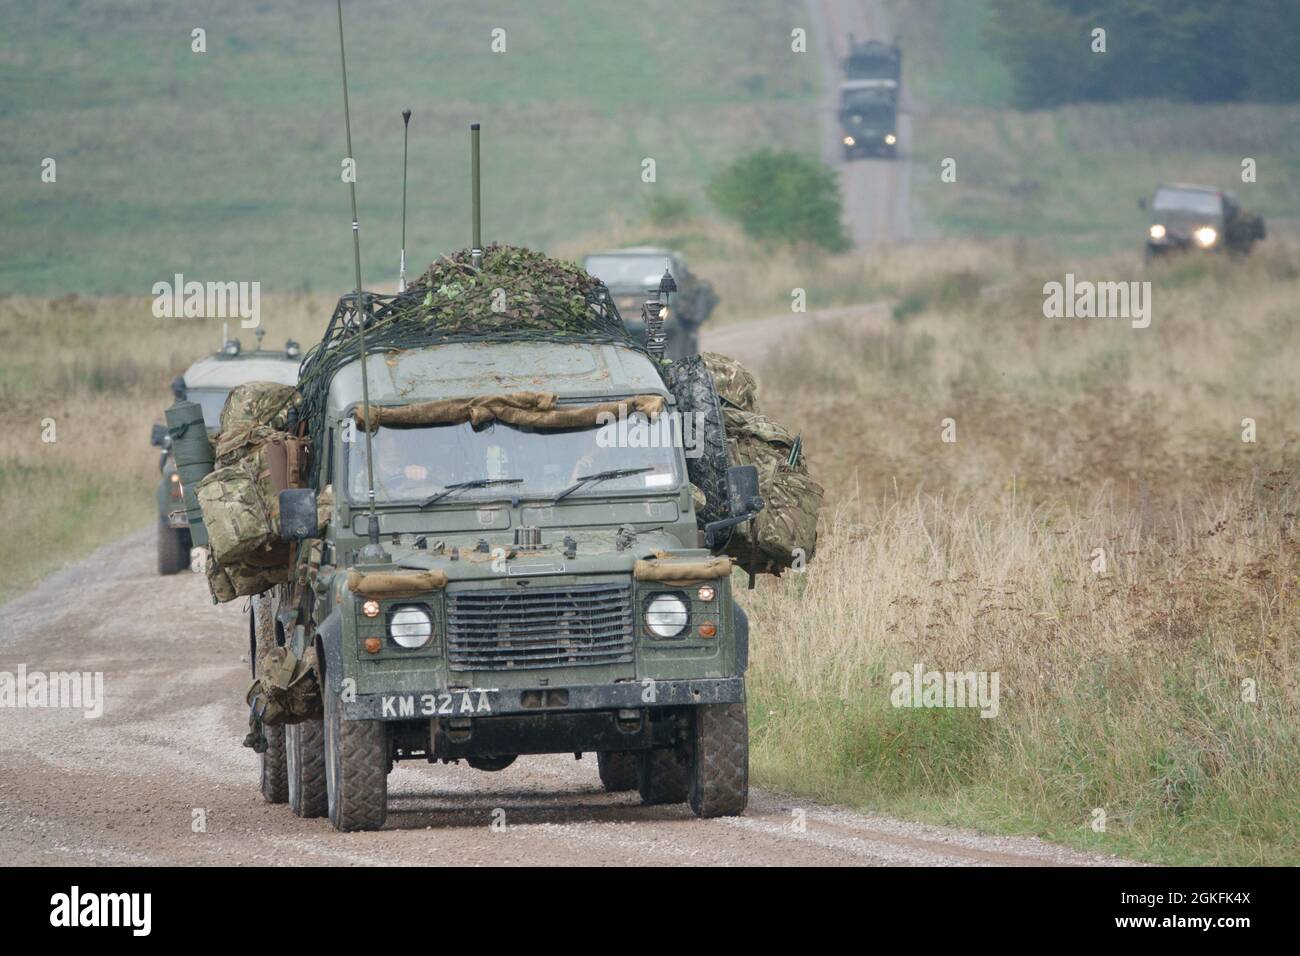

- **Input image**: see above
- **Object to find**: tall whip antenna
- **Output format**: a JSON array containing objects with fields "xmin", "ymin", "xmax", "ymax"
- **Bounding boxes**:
[
  {"xmin": 336, "ymin": 0, "xmax": 383, "ymax": 555},
  {"xmin": 470, "ymin": 123, "xmax": 482, "ymax": 269},
  {"xmin": 399, "ymin": 108, "xmax": 411, "ymax": 291}
]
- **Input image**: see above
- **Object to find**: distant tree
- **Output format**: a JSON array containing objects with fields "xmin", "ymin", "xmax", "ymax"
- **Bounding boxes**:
[{"xmin": 707, "ymin": 149, "xmax": 850, "ymax": 251}]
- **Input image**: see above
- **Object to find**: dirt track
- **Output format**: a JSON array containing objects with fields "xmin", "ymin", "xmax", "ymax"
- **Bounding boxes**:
[
  {"xmin": 0, "ymin": 306, "xmax": 1129, "ymax": 866},
  {"xmin": 808, "ymin": 0, "xmax": 914, "ymax": 245}
]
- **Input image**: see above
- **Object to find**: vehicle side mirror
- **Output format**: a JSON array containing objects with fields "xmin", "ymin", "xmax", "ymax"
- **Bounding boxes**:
[
  {"xmin": 279, "ymin": 488, "xmax": 319, "ymax": 541},
  {"xmin": 726, "ymin": 465, "xmax": 763, "ymax": 517},
  {"xmin": 1137, "ymin": 197, "xmax": 1147, "ymax": 210},
  {"xmin": 151, "ymin": 423, "xmax": 169, "ymax": 448}
]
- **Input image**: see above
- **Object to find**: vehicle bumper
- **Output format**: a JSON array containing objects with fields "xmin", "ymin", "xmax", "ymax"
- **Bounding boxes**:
[{"xmin": 342, "ymin": 676, "xmax": 745, "ymax": 721}]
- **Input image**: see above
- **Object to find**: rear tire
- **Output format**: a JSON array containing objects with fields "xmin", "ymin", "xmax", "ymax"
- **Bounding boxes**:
[
  {"xmin": 287, "ymin": 719, "xmax": 327, "ymax": 818},
  {"xmin": 252, "ymin": 593, "xmax": 287, "ymax": 804},
  {"xmin": 688, "ymin": 702, "xmax": 749, "ymax": 818},
  {"xmin": 597, "ymin": 751, "xmax": 639, "ymax": 792},
  {"xmin": 324, "ymin": 679, "xmax": 388, "ymax": 831},
  {"xmin": 156, "ymin": 518, "xmax": 189, "ymax": 575},
  {"xmin": 260, "ymin": 725, "xmax": 288, "ymax": 804},
  {"xmin": 638, "ymin": 746, "xmax": 691, "ymax": 806}
]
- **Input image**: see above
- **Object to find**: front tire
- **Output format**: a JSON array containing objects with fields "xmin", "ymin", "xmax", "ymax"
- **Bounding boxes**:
[
  {"xmin": 324, "ymin": 679, "xmax": 388, "ymax": 831},
  {"xmin": 287, "ymin": 719, "xmax": 327, "ymax": 818},
  {"xmin": 156, "ymin": 518, "xmax": 189, "ymax": 575},
  {"xmin": 688, "ymin": 702, "xmax": 749, "ymax": 818}
]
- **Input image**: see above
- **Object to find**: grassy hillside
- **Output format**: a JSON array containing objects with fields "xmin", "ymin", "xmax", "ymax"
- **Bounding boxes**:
[
  {"xmin": 742, "ymin": 236, "xmax": 1300, "ymax": 865},
  {"xmin": 892, "ymin": 0, "xmax": 1300, "ymax": 254},
  {"xmin": 0, "ymin": 0, "xmax": 816, "ymax": 295}
]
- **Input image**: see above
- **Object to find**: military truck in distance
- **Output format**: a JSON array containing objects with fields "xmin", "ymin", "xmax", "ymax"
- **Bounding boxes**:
[
  {"xmin": 839, "ymin": 36, "xmax": 901, "ymax": 160},
  {"xmin": 582, "ymin": 248, "xmax": 716, "ymax": 360},
  {"xmin": 151, "ymin": 332, "xmax": 301, "ymax": 574},
  {"xmin": 1142, "ymin": 183, "xmax": 1266, "ymax": 261}
]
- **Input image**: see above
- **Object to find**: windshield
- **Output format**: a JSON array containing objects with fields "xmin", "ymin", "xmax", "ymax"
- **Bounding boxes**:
[
  {"xmin": 584, "ymin": 255, "xmax": 675, "ymax": 291},
  {"xmin": 345, "ymin": 414, "xmax": 682, "ymax": 506},
  {"xmin": 189, "ymin": 388, "xmax": 230, "ymax": 429},
  {"xmin": 841, "ymin": 91, "xmax": 894, "ymax": 116},
  {"xmin": 1153, "ymin": 188, "xmax": 1222, "ymax": 217}
]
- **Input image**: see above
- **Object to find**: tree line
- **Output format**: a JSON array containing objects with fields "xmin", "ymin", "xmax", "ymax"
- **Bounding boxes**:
[{"xmin": 984, "ymin": 0, "xmax": 1300, "ymax": 107}]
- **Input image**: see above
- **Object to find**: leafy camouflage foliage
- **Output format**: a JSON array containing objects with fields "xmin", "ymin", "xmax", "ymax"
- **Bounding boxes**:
[{"xmin": 404, "ymin": 243, "xmax": 614, "ymax": 334}]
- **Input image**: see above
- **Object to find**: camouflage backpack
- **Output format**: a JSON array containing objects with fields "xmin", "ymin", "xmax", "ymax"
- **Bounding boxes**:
[
  {"xmin": 242, "ymin": 645, "xmax": 323, "ymax": 751},
  {"xmin": 219, "ymin": 381, "xmax": 298, "ymax": 435},
  {"xmin": 701, "ymin": 351, "xmax": 759, "ymax": 412},
  {"xmin": 721, "ymin": 408, "xmax": 823, "ymax": 574}
]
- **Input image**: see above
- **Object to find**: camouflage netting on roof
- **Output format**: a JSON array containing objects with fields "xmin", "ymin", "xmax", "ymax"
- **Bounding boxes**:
[{"xmin": 295, "ymin": 244, "xmax": 651, "ymax": 486}]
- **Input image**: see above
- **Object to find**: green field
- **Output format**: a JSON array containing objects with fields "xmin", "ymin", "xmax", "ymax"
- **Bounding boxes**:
[
  {"xmin": 893, "ymin": 0, "xmax": 1300, "ymax": 255},
  {"xmin": 0, "ymin": 0, "xmax": 817, "ymax": 295}
]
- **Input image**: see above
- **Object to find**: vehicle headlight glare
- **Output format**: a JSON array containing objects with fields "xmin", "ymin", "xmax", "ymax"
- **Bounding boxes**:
[
  {"xmin": 1194, "ymin": 226, "xmax": 1217, "ymax": 247},
  {"xmin": 389, "ymin": 606, "xmax": 432, "ymax": 648},
  {"xmin": 645, "ymin": 593, "xmax": 689, "ymax": 638},
  {"xmin": 843, "ymin": 135, "xmax": 855, "ymax": 146},
  {"xmin": 885, "ymin": 133, "xmax": 897, "ymax": 145},
  {"xmin": 1149, "ymin": 223, "xmax": 1166, "ymax": 240}
]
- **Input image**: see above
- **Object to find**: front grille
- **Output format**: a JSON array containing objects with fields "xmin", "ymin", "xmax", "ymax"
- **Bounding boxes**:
[{"xmin": 447, "ymin": 582, "xmax": 634, "ymax": 672}]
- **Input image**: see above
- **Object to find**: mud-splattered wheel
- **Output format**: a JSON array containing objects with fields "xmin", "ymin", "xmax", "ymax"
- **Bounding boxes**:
[
  {"xmin": 287, "ymin": 719, "xmax": 327, "ymax": 818},
  {"xmin": 597, "ymin": 751, "xmax": 639, "ymax": 792},
  {"xmin": 689, "ymin": 701, "xmax": 749, "ymax": 818},
  {"xmin": 324, "ymin": 680, "xmax": 388, "ymax": 831},
  {"xmin": 252, "ymin": 593, "xmax": 287, "ymax": 804},
  {"xmin": 638, "ymin": 746, "xmax": 691, "ymax": 805}
]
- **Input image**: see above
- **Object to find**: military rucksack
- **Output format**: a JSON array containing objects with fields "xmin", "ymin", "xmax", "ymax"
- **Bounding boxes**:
[{"xmin": 721, "ymin": 408, "xmax": 823, "ymax": 574}]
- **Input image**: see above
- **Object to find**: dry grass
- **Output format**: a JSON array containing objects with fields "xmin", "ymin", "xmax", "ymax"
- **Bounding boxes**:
[
  {"xmin": 0, "ymin": 294, "xmax": 334, "ymax": 599},
  {"xmin": 739, "ymin": 237, "xmax": 1300, "ymax": 864}
]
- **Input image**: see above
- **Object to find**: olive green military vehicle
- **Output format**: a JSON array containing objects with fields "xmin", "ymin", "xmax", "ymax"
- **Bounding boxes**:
[
  {"xmin": 1142, "ymin": 183, "xmax": 1266, "ymax": 261},
  {"xmin": 150, "ymin": 332, "xmax": 301, "ymax": 574},
  {"xmin": 253, "ymin": 283, "xmax": 755, "ymax": 832},
  {"xmin": 839, "ymin": 36, "xmax": 900, "ymax": 160},
  {"xmin": 582, "ymin": 248, "xmax": 717, "ymax": 360}
]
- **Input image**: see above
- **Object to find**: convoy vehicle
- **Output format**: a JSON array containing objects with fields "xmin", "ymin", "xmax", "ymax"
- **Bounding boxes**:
[
  {"xmin": 1141, "ymin": 183, "xmax": 1266, "ymax": 260},
  {"xmin": 582, "ymin": 248, "xmax": 716, "ymax": 360},
  {"xmin": 839, "ymin": 36, "xmax": 900, "ymax": 160},
  {"xmin": 150, "ymin": 331, "xmax": 300, "ymax": 574},
  {"xmin": 260, "ymin": 279, "xmax": 756, "ymax": 831}
]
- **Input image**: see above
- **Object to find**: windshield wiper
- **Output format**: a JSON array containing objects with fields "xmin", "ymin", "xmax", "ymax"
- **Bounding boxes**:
[
  {"xmin": 553, "ymin": 467, "xmax": 654, "ymax": 502},
  {"xmin": 420, "ymin": 477, "xmax": 522, "ymax": 508}
]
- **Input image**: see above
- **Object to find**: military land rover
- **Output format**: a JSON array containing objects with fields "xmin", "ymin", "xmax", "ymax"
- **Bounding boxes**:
[
  {"xmin": 582, "ymin": 247, "xmax": 717, "ymax": 360},
  {"xmin": 150, "ymin": 331, "xmax": 301, "ymax": 574},
  {"xmin": 194, "ymin": 245, "xmax": 774, "ymax": 832},
  {"xmin": 1142, "ymin": 183, "xmax": 1266, "ymax": 261}
]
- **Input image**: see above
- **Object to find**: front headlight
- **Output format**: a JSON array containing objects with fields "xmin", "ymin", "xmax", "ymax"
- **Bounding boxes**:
[
  {"xmin": 1149, "ymin": 223, "xmax": 1166, "ymax": 240},
  {"xmin": 1194, "ymin": 226, "xmax": 1217, "ymax": 247},
  {"xmin": 842, "ymin": 135, "xmax": 856, "ymax": 146},
  {"xmin": 884, "ymin": 133, "xmax": 897, "ymax": 145},
  {"xmin": 644, "ymin": 593, "xmax": 689, "ymax": 638},
  {"xmin": 389, "ymin": 606, "xmax": 432, "ymax": 648}
]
